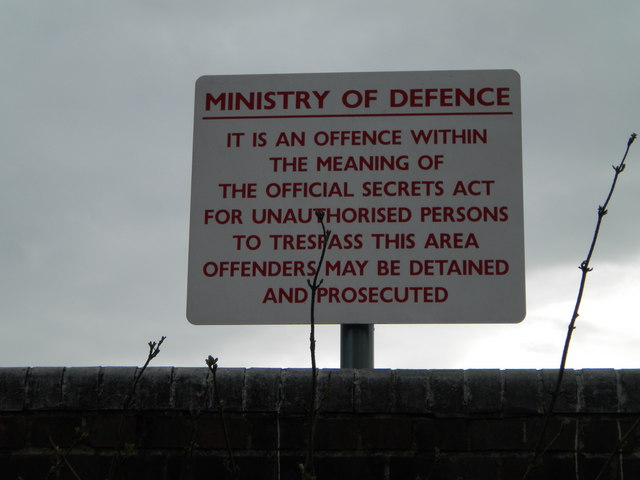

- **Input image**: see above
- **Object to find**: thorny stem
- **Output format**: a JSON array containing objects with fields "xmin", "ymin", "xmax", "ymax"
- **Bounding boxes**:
[
  {"xmin": 304, "ymin": 209, "xmax": 331, "ymax": 478},
  {"xmin": 522, "ymin": 133, "xmax": 636, "ymax": 480},
  {"xmin": 206, "ymin": 355, "xmax": 237, "ymax": 477}
]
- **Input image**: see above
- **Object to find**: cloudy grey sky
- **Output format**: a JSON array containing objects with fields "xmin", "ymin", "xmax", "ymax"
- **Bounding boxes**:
[{"xmin": 1, "ymin": 1, "xmax": 639, "ymax": 369}]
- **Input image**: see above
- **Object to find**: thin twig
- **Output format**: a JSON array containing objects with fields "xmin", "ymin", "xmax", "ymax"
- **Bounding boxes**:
[
  {"xmin": 107, "ymin": 336, "xmax": 166, "ymax": 480},
  {"xmin": 304, "ymin": 209, "xmax": 331, "ymax": 479},
  {"xmin": 123, "ymin": 336, "xmax": 166, "ymax": 410},
  {"xmin": 522, "ymin": 133, "xmax": 636, "ymax": 480},
  {"xmin": 206, "ymin": 355, "xmax": 237, "ymax": 477}
]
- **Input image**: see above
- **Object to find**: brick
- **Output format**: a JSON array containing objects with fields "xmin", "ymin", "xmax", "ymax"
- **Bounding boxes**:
[
  {"xmin": 456, "ymin": 456, "xmax": 501, "ymax": 480},
  {"xmin": 233, "ymin": 455, "xmax": 278, "ymax": 480},
  {"xmin": 504, "ymin": 369, "xmax": 541, "ymax": 413},
  {"xmin": 468, "ymin": 418, "xmax": 525, "ymax": 451},
  {"xmin": 99, "ymin": 366, "xmax": 138, "ymax": 409},
  {"xmin": 0, "ymin": 415, "xmax": 28, "ymax": 448},
  {"xmin": 172, "ymin": 367, "xmax": 209, "ymax": 410},
  {"xmin": 415, "ymin": 418, "xmax": 468, "ymax": 452},
  {"xmin": 540, "ymin": 369, "xmax": 578, "ymax": 413},
  {"xmin": 281, "ymin": 369, "xmax": 312, "ymax": 413},
  {"xmin": 502, "ymin": 455, "xmax": 579, "ymax": 480},
  {"xmin": 135, "ymin": 366, "xmax": 173, "ymax": 410},
  {"xmin": 315, "ymin": 415, "xmax": 360, "ymax": 450},
  {"xmin": 168, "ymin": 454, "xmax": 264, "ymax": 480},
  {"xmin": 617, "ymin": 417, "xmax": 640, "ymax": 452},
  {"xmin": 541, "ymin": 458, "xmax": 577, "ymax": 480},
  {"xmin": 578, "ymin": 454, "xmax": 619, "ymax": 480},
  {"xmin": 394, "ymin": 369, "xmax": 429, "ymax": 413},
  {"xmin": 430, "ymin": 370, "xmax": 465, "ymax": 414},
  {"xmin": 113, "ymin": 454, "xmax": 170, "ymax": 480},
  {"xmin": 579, "ymin": 369, "xmax": 618, "ymax": 413},
  {"xmin": 389, "ymin": 455, "xmax": 437, "ymax": 480},
  {"xmin": 507, "ymin": 454, "xmax": 606, "ymax": 480},
  {"xmin": 54, "ymin": 454, "xmax": 111, "ymax": 480},
  {"xmin": 278, "ymin": 455, "xmax": 308, "ymax": 479},
  {"xmin": 167, "ymin": 454, "xmax": 225, "ymax": 480},
  {"xmin": 499, "ymin": 456, "xmax": 537, "ymax": 480},
  {"xmin": 212, "ymin": 368, "xmax": 245, "ymax": 412},
  {"xmin": 278, "ymin": 415, "xmax": 306, "ymax": 450},
  {"xmin": 617, "ymin": 370, "xmax": 640, "ymax": 413},
  {"xmin": 356, "ymin": 369, "xmax": 392, "ymax": 413},
  {"xmin": 244, "ymin": 369, "xmax": 281, "ymax": 412},
  {"xmin": 360, "ymin": 416, "xmax": 413, "ymax": 450},
  {"xmin": 426, "ymin": 454, "xmax": 500, "ymax": 480},
  {"xmin": 580, "ymin": 418, "xmax": 620, "ymax": 453},
  {"xmin": 137, "ymin": 411, "xmax": 195, "ymax": 449},
  {"xmin": 0, "ymin": 453, "xmax": 54, "ymax": 480},
  {"xmin": 246, "ymin": 413, "xmax": 278, "ymax": 450},
  {"xmin": 524, "ymin": 416, "xmax": 577, "ymax": 452},
  {"xmin": 194, "ymin": 412, "xmax": 251, "ymax": 450},
  {"xmin": 0, "ymin": 367, "xmax": 28, "ymax": 411},
  {"xmin": 619, "ymin": 455, "xmax": 640, "ymax": 480},
  {"xmin": 465, "ymin": 369, "xmax": 503, "ymax": 413},
  {"xmin": 318, "ymin": 368, "xmax": 354, "ymax": 413},
  {"xmin": 280, "ymin": 414, "xmax": 361, "ymax": 452},
  {"xmin": 85, "ymin": 411, "xmax": 137, "ymax": 448},
  {"xmin": 30, "ymin": 413, "xmax": 88, "ymax": 448},
  {"xmin": 62, "ymin": 367, "xmax": 100, "ymax": 409},
  {"xmin": 25, "ymin": 367, "xmax": 64, "ymax": 410},
  {"xmin": 315, "ymin": 455, "xmax": 386, "ymax": 480}
]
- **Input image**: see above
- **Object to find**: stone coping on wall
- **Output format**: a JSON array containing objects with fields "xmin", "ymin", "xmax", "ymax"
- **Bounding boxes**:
[{"xmin": 1, "ymin": 367, "xmax": 639, "ymax": 414}]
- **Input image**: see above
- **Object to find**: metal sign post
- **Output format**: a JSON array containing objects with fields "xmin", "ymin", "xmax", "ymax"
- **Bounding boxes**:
[{"xmin": 340, "ymin": 324, "xmax": 374, "ymax": 368}]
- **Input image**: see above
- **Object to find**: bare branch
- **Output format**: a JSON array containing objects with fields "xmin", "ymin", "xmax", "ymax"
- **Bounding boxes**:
[{"xmin": 522, "ymin": 133, "xmax": 636, "ymax": 479}]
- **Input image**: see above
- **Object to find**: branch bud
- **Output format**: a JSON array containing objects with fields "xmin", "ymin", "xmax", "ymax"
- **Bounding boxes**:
[{"xmin": 206, "ymin": 355, "xmax": 218, "ymax": 372}]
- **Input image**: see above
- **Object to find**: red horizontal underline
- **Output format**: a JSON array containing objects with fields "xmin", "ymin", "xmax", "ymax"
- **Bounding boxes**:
[{"xmin": 202, "ymin": 111, "xmax": 513, "ymax": 120}]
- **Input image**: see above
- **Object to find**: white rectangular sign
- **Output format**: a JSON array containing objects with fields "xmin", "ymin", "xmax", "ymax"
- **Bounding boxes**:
[{"xmin": 187, "ymin": 70, "xmax": 525, "ymax": 325}]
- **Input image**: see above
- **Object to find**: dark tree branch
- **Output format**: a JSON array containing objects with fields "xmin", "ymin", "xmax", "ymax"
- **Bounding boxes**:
[
  {"xmin": 522, "ymin": 133, "xmax": 636, "ymax": 480},
  {"xmin": 206, "ymin": 355, "xmax": 237, "ymax": 477},
  {"xmin": 303, "ymin": 209, "xmax": 331, "ymax": 479}
]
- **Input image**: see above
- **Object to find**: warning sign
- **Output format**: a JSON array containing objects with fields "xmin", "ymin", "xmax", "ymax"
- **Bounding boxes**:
[{"xmin": 187, "ymin": 70, "xmax": 525, "ymax": 325}]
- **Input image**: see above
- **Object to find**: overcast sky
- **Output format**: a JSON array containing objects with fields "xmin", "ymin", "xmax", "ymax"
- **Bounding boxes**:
[{"xmin": 1, "ymin": 1, "xmax": 639, "ymax": 370}]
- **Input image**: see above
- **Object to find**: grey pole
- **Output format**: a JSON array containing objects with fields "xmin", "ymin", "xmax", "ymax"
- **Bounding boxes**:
[{"xmin": 340, "ymin": 324, "xmax": 374, "ymax": 368}]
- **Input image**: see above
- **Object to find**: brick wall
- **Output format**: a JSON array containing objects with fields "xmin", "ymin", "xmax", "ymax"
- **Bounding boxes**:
[{"xmin": 2, "ymin": 368, "xmax": 640, "ymax": 479}]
